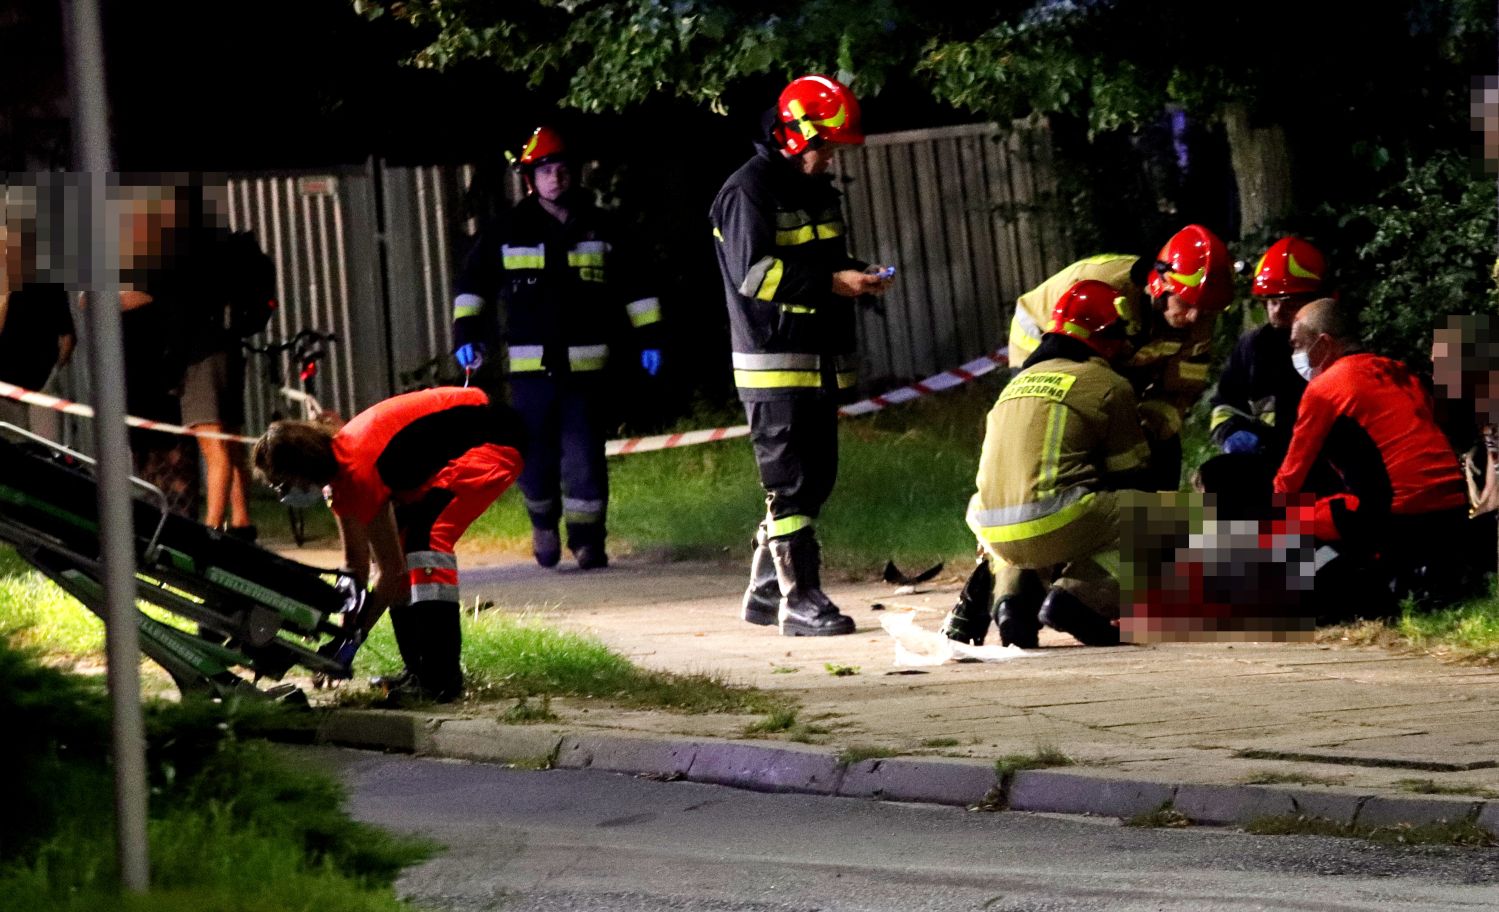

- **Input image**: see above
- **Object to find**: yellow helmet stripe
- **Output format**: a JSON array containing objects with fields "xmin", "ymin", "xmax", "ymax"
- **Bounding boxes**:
[{"xmin": 1168, "ymin": 265, "xmax": 1207, "ymax": 288}]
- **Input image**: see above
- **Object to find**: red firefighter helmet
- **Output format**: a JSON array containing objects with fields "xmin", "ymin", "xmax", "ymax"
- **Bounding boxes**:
[
  {"xmin": 1251, "ymin": 236, "xmax": 1327, "ymax": 298},
  {"xmin": 517, "ymin": 126, "xmax": 567, "ymax": 168},
  {"xmin": 1145, "ymin": 224, "xmax": 1233, "ymax": 313},
  {"xmin": 774, "ymin": 75, "xmax": 864, "ymax": 155},
  {"xmin": 1047, "ymin": 279, "xmax": 1134, "ymax": 360}
]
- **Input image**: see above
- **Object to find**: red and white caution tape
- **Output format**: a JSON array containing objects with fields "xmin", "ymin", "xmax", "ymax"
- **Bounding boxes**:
[
  {"xmin": 3, "ymin": 346, "xmax": 1011, "ymax": 455},
  {"xmin": 0, "ymin": 381, "xmax": 256, "ymax": 443},
  {"xmin": 603, "ymin": 347, "xmax": 1009, "ymax": 456}
]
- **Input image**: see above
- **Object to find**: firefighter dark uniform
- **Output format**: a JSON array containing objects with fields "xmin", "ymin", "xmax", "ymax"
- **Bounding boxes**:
[
  {"xmin": 452, "ymin": 193, "xmax": 661, "ymax": 569},
  {"xmin": 1275, "ymin": 352, "xmax": 1468, "ymax": 606},
  {"xmin": 711, "ymin": 74, "xmax": 875, "ymax": 637},
  {"xmin": 1208, "ymin": 324, "xmax": 1306, "ymax": 461},
  {"xmin": 327, "ymin": 387, "xmax": 526, "ymax": 701}
]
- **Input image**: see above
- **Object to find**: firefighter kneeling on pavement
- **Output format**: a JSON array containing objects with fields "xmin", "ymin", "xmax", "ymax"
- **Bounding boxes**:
[{"xmin": 944, "ymin": 280, "xmax": 1152, "ymax": 648}]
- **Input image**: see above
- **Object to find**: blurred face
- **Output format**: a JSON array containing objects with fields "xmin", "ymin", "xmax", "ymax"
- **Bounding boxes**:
[
  {"xmin": 797, "ymin": 144, "xmax": 841, "ymax": 176},
  {"xmin": 1161, "ymin": 294, "xmax": 1200, "ymax": 329},
  {"xmin": 1264, "ymin": 293, "xmax": 1315, "ymax": 330},
  {"xmin": 532, "ymin": 161, "xmax": 572, "ymax": 202}
]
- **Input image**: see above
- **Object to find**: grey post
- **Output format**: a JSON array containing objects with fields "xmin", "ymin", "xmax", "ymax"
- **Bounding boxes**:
[{"xmin": 61, "ymin": 0, "xmax": 150, "ymax": 892}]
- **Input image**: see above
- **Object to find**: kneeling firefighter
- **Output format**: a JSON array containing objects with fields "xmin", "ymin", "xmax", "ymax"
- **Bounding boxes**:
[{"xmin": 944, "ymin": 280, "xmax": 1152, "ymax": 647}]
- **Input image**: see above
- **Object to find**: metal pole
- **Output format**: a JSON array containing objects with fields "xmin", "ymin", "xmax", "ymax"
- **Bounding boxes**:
[{"xmin": 61, "ymin": 0, "xmax": 150, "ymax": 892}]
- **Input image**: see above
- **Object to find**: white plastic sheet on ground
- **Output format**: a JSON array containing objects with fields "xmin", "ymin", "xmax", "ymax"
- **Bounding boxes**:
[{"xmin": 878, "ymin": 610, "xmax": 1041, "ymax": 666}]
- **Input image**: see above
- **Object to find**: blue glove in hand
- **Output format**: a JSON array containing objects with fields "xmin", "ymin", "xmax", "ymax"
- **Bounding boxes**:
[
  {"xmin": 1222, "ymin": 430, "xmax": 1263, "ymax": 455},
  {"xmin": 456, "ymin": 342, "xmax": 486, "ymax": 371},
  {"xmin": 640, "ymin": 348, "xmax": 662, "ymax": 377}
]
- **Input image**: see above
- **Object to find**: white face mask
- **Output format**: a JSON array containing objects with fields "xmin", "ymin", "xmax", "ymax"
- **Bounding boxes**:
[
  {"xmin": 1291, "ymin": 350, "xmax": 1314, "ymax": 381},
  {"xmin": 278, "ymin": 485, "xmax": 325, "ymax": 509}
]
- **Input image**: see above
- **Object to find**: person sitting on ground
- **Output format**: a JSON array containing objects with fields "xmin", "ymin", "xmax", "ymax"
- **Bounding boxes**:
[
  {"xmin": 1274, "ymin": 299, "xmax": 1471, "ymax": 618},
  {"xmin": 252, "ymin": 386, "xmax": 526, "ymax": 705},
  {"xmin": 953, "ymin": 280, "xmax": 1152, "ymax": 648}
]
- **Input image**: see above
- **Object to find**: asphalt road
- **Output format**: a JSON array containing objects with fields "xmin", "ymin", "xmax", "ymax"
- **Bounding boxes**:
[{"xmin": 316, "ymin": 748, "xmax": 1499, "ymax": 912}]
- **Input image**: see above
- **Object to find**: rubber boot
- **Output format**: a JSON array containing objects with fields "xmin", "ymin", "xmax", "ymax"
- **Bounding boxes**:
[
  {"xmin": 994, "ymin": 596, "xmax": 1042, "ymax": 649},
  {"xmin": 532, "ymin": 526, "xmax": 562, "ymax": 568},
  {"xmin": 574, "ymin": 542, "xmax": 609, "ymax": 570},
  {"xmin": 369, "ymin": 603, "xmax": 423, "ymax": 692},
  {"xmin": 419, "ymin": 601, "xmax": 465, "ymax": 703},
  {"xmin": 769, "ymin": 531, "xmax": 855, "ymax": 637},
  {"xmin": 941, "ymin": 558, "xmax": 993, "ymax": 645},
  {"xmin": 225, "ymin": 524, "xmax": 258, "ymax": 544},
  {"xmin": 741, "ymin": 524, "xmax": 779, "ymax": 626},
  {"xmin": 1037, "ymin": 587, "xmax": 1120, "ymax": 647}
]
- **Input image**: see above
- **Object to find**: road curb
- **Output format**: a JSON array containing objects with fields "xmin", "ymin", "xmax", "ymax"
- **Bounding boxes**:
[{"xmin": 308, "ymin": 710, "xmax": 1498, "ymax": 835}]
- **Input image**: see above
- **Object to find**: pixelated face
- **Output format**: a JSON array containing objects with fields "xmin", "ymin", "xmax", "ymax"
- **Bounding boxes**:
[
  {"xmin": 1432, "ymin": 324, "xmax": 1499, "ymax": 424},
  {"xmin": 532, "ymin": 161, "xmax": 571, "ymax": 202},
  {"xmin": 1160, "ymin": 293, "xmax": 1199, "ymax": 329},
  {"xmin": 797, "ymin": 144, "xmax": 841, "ymax": 176}
]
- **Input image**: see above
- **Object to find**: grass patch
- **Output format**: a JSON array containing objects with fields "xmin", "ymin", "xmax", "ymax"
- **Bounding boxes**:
[
  {"xmin": 1394, "ymin": 778, "xmax": 1499, "ymax": 798},
  {"xmin": 994, "ymin": 746, "xmax": 1075, "ymax": 778},
  {"xmin": 1246, "ymin": 814, "xmax": 1496, "ymax": 847},
  {"xmin": 785, "ymin": 723, "xmax": 832, "ymax": 743},
  {"xmin": 460, "ymin": 381, "xmax": 1002, "ymax": 574},
  {"xmin": 770, "ymin": 665, "xmax": 799, "ymax": 674},
  {"xmin": 501, "ymin": 695, "xmax": 559, "ymax": 724},
  {"xmin": 0, "ymin": 634, "xmax": 432, "ymax": 911},
  {"xmin": 1126, "ymin": 802, "xmax": 1192, "ymax": 828},
  {"xmin": 1240, "ymin": 770, "xmax": 1348, "ymax": 787},
  {"xmin": 506, "ymin": 754, "xmax": 556, "ymax": 771},
  {"xmin": 1319, "ymin": 584, "xmax": 1499, "ymax": 663},
  {"xmin": 743, "ymin": 706, "xmax": 799, "ymax": 736},
  {"xmin": 824, "ymin": 662, "xmax": 860, "ymax": 677},
  {"xmin": 921, "ymin": 737, "xmax": 962, "ymax": 749},
  {"xmin": 838, "ymin": 745, "xmax": 899, "ymax": 764},
  {"xmin": 354, "ymin": 609, "xmax": 786, "ymax": 715}
]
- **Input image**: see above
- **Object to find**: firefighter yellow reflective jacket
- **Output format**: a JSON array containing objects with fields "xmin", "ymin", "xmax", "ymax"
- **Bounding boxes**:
[{"xmin": 966, "ymin": 355, "xmax": 1150, "ymax": 546}]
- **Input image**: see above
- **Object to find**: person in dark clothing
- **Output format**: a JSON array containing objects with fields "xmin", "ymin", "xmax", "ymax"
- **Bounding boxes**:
[
  {"xmin": 452, "ymin": 126, "xmax": 662, "ymax": 571},
  {"xmin": 0, "ymin": 196, "xmax": 75, "ymax": 426},
  {"xmin": 710, "ymin": 74, "xmax": 893, "ymax": 637},
  {"xmin": 252, "ymin": 386, "xmax": 526, "ymax": 704}
]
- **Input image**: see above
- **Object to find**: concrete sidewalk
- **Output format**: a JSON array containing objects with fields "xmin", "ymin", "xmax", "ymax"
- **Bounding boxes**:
[{"xmin": 281, "ymin": 546, "xmax": 1499, "ymax": 832}]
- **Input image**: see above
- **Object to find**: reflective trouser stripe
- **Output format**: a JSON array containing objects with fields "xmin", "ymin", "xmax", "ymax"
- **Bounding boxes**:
[
  {"xmin": 407, "ymin": 550, "xmax": 459, "ymax": 603},
  {"xmin": 411, "ymin": 582, "xmax": 461, "ymax": 602},
  {"xmin": 508, "ymin": 345, "xmax": 544, "ymax": 372},
  {"xmin": 453, "ymin": 293, "xmax": 485, "ymax": 319},
  {"xmin": 626, "ymin": 297, "xmax": 662, "ymax": 327},
  {"xmin": 969, "ymin": 491, "xmax": 1099, "ymax": 544},
  {"xmin": 733, "ymin": 352, "xmax": 819, "ymax": 370},
  {"xmin": 524, "ymin": 496, "xmax": 559, "ymax": 517},
  {"xmin": 1036, "ymin": 403, "xmax": 1068, "ymax": 499},
  {"xmin": 966, "ymin": 486, "xmax": 1091, "ymax": 529},
  {"xmin": 407, "ymin": 550, "xmax": 457, "ymax": 571},
  {"xmin": 767, "ymin": 514, "xmax": 812, "ymax": 538},
  {"xmin": 563, "ymin": 497, "xmax": 605, "ymax": 525},
  {"xmin": 836, "ymin": 371, "xmax": 857, "ymax": 389},
  {"xmin": 502, "ymin": 244, "xmax": 545, "ymax": 270}
]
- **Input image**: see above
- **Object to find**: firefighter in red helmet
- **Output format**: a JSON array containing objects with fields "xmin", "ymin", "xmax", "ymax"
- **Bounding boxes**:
[
  {"xmin": 451, "ymin": 125, "xmax": 664, "ymax": 571},
  {"xmin": 710, "ymin": 75, "xmax": 893, "ymax": 637},
  {"xmin": 948, "ymin": 280, "xmax": 1152, "ymax": 648},
  {"xmin": 1006, "ymin": 224, "xmax": 1234, "ymax": 492},
  {"xmin": 1208, "ymin": 236, "xmax": 1330, "ymax": 463}
]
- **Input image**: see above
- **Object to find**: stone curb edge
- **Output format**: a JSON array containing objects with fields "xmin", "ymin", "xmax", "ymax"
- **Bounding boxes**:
[{"xmin": 306, "ymin": 711, "xmax": 1499, "ymax": 835}]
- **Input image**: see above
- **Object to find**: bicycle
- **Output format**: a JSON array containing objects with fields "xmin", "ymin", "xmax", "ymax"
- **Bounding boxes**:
[{"xmin": 244, "ymin": 329, "xmax": 337, "ymax": 546}]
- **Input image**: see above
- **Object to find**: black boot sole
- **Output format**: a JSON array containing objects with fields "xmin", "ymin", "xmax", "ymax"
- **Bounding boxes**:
[
  {"xmin": 742, "ymin": 605, "xmax": 778, "ymax": 626},
  {"xmin": 779, "ymin": 618, "xmax": 856, "ymax": 636}
]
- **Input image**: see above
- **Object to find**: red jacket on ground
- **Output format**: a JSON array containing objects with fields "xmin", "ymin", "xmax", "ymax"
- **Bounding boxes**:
[{"xmin": 1274, "ymin": 353, "xmax": 1466, "ymax": 517}]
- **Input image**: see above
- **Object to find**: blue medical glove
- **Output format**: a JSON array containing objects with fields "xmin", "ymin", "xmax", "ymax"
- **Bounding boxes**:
[
  {"xmin": 640, "ymin": 348, "xmax": 662, "ymax": 377},
  {"xmin": 1222, "ymin": 430, "xmax": 1263, "ymax": 455},
  {"xmin": 456, "ymin": 342, "xmax": 486, "ymax": 371}
]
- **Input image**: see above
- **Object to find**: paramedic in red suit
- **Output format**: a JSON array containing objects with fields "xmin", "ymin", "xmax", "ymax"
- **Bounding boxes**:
[
  {"xmin": 1273, "ymin": 299, "xmax": 1469, "ymax": 615},
  {"xmin": 253, "ymin": 386, "xmax": 525, "ymax": 703}
]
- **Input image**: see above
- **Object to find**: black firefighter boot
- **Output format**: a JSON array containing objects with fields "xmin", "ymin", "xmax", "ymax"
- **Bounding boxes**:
[
  {"xmin": 741, "ymin": 524, "xmax": 779, "ymax": 626},
  {"xmin": 1037, "ymin": 587, "xmax": 1120, "ymax": 647},
  {"xmin": 994, "ymin": 569, "xmax": 1044, "ymax": 649},
  {"xmin": 769, "ymin": 530, "xmax": 855, "ymax": 636},
  {"xmin": 420, "ymin": 601, "xmax": 465, "ymax": 703},
  {"xmin": 369, "ymin": 603, "xmax": 423, "ymax": 694},
  {"xmin": 941, "ymin": 557, "xmax": 994, "ymax": 645}
]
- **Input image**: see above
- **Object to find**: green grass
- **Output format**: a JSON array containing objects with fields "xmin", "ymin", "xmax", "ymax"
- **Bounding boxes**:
[
  {"xmin": 994, "ymin": 746, "xmax": 1075, "ymax": 779},
  {"xmin": 1323, "ymin": 585, "xmax": 1499, "ymax": 662},
  {"xmin": 353, "ymin": 608, "xmax": 784, "ymax": 715},
  {"xmin": 921, "ymin": 737, "xmax": 962, "ymax": 749},
  {"xmin": 459, "ymin": 380, "xmax": 1002, "ymax": 574},
  {"xmin": 501, "ymin": 695, "xmax": 559, "ymax": 724},
  {"xmin": 1240, "ymin": 770, "xmax": 1348, "ymax": 787},
  {"xmin": 824, "ymin": 662, "xmax": 860, "ymax": 677},
  {"xmin": 743, "ymin": 706, "xmax": 800, "ymax": 736},
  {"xmin": 1246, "ymin": 814, "xmax": 1496, "ymax": 847},
  {"xmin": 1394, "ymin": 778, "xmax": 1499, "ymax": 798},
  {"xmin": 0, "ymin": 635, "xmax": 432, "ymax": 911},
  {"xmin": 838, "ymin": 745, "xmax": 900, "ymax": 764}
]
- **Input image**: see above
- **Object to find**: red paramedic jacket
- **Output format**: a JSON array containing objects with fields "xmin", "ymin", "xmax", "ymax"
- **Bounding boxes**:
[
  {"xmin": 329, "ymin": 387, "xmax": 525, "ymax": 525},
  {"xmin": 1273, "ymin": 353, "xmax": 1466, "ymax": 518}
]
